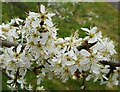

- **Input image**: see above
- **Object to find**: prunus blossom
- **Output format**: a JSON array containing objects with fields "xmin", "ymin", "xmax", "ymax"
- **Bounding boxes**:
[{"xmin": 0, "ymin": 4, "xmax": 119, "ymax": 90}]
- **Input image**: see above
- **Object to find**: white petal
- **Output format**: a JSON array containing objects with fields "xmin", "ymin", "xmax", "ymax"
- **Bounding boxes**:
[
  {"xmin": 105, "ymin": 65, "xmax": 110, "ymax": 68},
  {"xmin": 29, "ymin": 12, "xmax": 39, "ymax": 18},
  {"xmin": 40, "ymin": 4, "xmax": 45, "ymax": 13},
  {"xmin": 112, "ymin": 73, "xmax": 118, "ymax": 80},
  {"xmin": 17, "ymin": 18, "xmax": 23, "ymax": 22},
  {"xmin": 37, "ymin": 78, "xmax": 42, "ymax": 85},
  {"xmin": 32, "ymin": 20, "xmax": 40, "ymax": 28},
  {"xmin": 97, "ymin": 31, "xmax": 102, "ymax": 38},
  {"xmin": 57, "ymin": 38, "xmax": 64, "ymax": 43},
  {"xmin": 45, "ymin": 19, "xmax": 53, "ymax": 27},
  {"xmin": 65, "ymin": 37, "xmax": 71, "ymax": 41},
  {"xmin": 83, "ymin": 36, "xmax": 89, "ymax": 40},
  {"xmin": 7, "ymin": 80, "xmax": 13, "ymax": 84},
  {"xmin": 10, "ymin": 31, "xmax": 19, "ymax": 38},
  {"xmin": 90, "ymin": 27, "xmax": 97, "ymax": 34},
  {"xmin": 91, "ymin": 63, "xmax": 100, "ymax": 74},
  {"xmin": 80, "ymin": 59, "xmax": 90, "ymax": 65},
  {"xmin": 65, "ymin": 61, "xmax": 75, "ymax": 66},
  {"xmin": 17, "ymin": 44, "xmax": 22, "ymax": 53},
  {"xmin": 28, "ymin": 84, "xmax": 33, "ymax": 90},
  {"xmin": 92, "ymin": 42, "xmax": 102, "ymax": 53},
  {"xmin": 86, "ymin": 75, "xmax": 92, "ymax": 81},
  {"xmin": 17, "ymin": 79, "xmax": 22, "ymax": 83},
  {"xmin": 70, "ymin": 65, "xmax": 77, "ymax": 75},
  {"xmin": 47, "ymin": 13, "xmax": 55, "ymax": 19},
  {"xmin": 80, "ymin": 49, "xmax": 90, "ymax": 57},
  {"xmin": 94, "ymin": 77, "xmax": 99, "ymax": 82},
  {"xmin": 102, "ymin": 75, "xmax": 108, "ymax": 80},
  {"xmin": 40, "ymin": 33, "xmax": 49, "ymax": 45},
  {"xmin": 81, "ymin": 28, "xmax": 90, "ymax": 33},
  {"xmin": 36, "ymin": 86, "xmax": 44, "ymax": 90},
  {"xmin": 72, "ymin": 54, "xmax": 77, "ymax": 60},
  {"xmin": 88, "ymin": 37, "xmax": 97, "ymax": 43},
  {"xmin": 114, "ymin": 81, "xmax": 119, "ymax": 85},
  {"xmin": 69, "ymin": 50, "xmax": 74, "ymax": 57},
  {"xmin": 21, "ymin": 83, "xmax": 24, "ymax": 89}
]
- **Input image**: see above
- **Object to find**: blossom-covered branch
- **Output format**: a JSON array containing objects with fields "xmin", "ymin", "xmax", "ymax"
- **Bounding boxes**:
[
  {"xmin": 0, "ymin": 4, "xmax": 119, "ymax": 91},
  {"xmin": 1, "ymin": 39, "xmax": 119, "ymax": 69}
]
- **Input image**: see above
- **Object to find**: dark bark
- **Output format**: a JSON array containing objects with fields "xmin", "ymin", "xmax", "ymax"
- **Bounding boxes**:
[{"xmin": 0, "ymin": 39, "xmax": 18, "ymax": 48}]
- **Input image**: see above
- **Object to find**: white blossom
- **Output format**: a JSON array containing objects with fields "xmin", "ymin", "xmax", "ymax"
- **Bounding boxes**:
[
  {"xmin": 36, "ymin": 86, "xmax": 45, "ymax": 91},
  {"xmin": 81, "ymin": 27, "xmax": 102, "ymax": 43},
  {"xmin": 0, "ymin": 4, "xmax": 119, "ymax": 90}
]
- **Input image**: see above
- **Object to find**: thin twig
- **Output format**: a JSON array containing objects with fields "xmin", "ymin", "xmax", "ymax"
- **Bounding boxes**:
[
  {"xmin": 80, "ymin": 71, "xmax": 87, "ymax": 90},
  {"xmin": 33, "ymin": 65, "xmax": 45, "ymax": 75},
  {"xmin": 37, "ymin": 2, "xmax": 41, "ymax": 13},
  {"xmin": 0, "ymin": 39, "xmax": 26, "ymax": 55},
  {"xmin": 14, "ymin": 69, "xmax": 19, "ymax": 90},
  {"xmin": 82, "ymin": 76, "xmax": 86, "ymax": 90}
]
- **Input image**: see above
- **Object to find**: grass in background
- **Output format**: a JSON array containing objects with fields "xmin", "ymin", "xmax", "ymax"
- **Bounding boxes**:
[{"xmin": 2, "ymin": 2, "xmax": 119, "ymax": 90}]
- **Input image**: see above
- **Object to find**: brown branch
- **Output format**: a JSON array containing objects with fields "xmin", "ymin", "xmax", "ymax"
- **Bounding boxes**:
[
  {"xmin": 33, "ymin": 65, "xmax": 45, "ymax": 75},
  {"xmin": 76, "ymin": 40, "xmax": 97, "ymax": 51},
  {"xmin": 13, "ymin": 69, "xmax": 19, "ymax": 89},
  {"xmin": 81, "ymin": 72, "xmax": 86, "ymax": 90},
  {"xmin": 99, "ymin": 60, "xmax": 120, "ymax": 67},
  {"xmin": 0, "ymin": 39, "xmax": 26, "ymax": 55},
  {"xmin": 76, "ymin": 40, "xmax": 120, "ymax": 68},
  {"xmin": 76, "ymin": 40, "xmax": 120, "ymax": 80},
  {"xmin": 99, "ymin": 60, "xmax": 120, "ymax": 80},
  {"xmin": 0, "ymin": 39, "xmax": 19, "ymax": 48},
  {"xmin": 0, "ymin": 51, "xmax": 3, "ymax": 55},
  {"xmin": 0, "ymin": 39, "xmax": 19, "ymax": 55}
]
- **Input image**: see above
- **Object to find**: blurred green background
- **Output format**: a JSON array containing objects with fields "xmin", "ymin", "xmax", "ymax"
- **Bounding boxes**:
[{"xmin": 1, "ymin": 2, "xmax": 119, "ymax": 90}]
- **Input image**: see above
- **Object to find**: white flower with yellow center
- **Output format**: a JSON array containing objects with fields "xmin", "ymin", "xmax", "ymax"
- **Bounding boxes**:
[
  {"xmin": 81, "ymin": 27, "xmax": 102, "ymax": 43},
  {"xmin": 40, "ymin": 4, "xmax": 55, "ymax": 27},
  {"xmin": 10, "ymin": 18, "xmax": 23, "ymax": 25}
]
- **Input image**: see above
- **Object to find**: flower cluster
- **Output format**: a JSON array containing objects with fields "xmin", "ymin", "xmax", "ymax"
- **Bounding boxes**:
[{"xmin": 0, "ymin": 4, "xmax": 119, "ymax": 90}]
